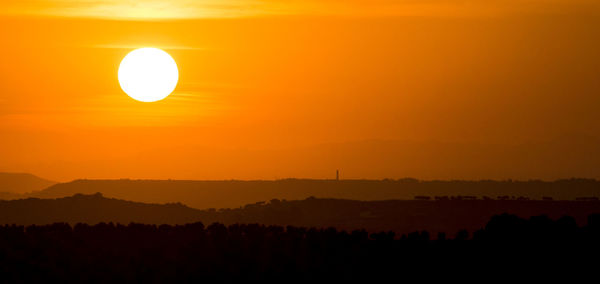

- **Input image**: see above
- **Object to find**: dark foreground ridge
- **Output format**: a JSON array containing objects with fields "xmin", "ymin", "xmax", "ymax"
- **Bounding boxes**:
[
  {"xmin": 0, "ymin": 214, "xmax": 598, "ymax": 281},
  {"xmin": 2, "ymin": 193, "xmax": 600, "ymax": 236}
]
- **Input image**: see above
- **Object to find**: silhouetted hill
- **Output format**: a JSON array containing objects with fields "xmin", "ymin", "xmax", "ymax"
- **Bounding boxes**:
[
  {"xmin": 0, "ymin": 193, "xmax": 203, "ymax": 225},
  {"xmin": 198, "ymin": 197, "xmax": 600, "ymax": 236},
  {"xmin": 23, "ymin": 178, "xmax": 600, "ymax": 209},
  {"xmin": 1, "ymin": 194, "xmax": 599, "ymax": 236},
  {"xmin": 0, "ymin": 172, "xmax": 55, "ymax": 194}
]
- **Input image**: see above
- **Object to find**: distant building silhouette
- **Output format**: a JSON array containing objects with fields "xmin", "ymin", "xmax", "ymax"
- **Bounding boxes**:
[{"xmin": 336, "ymin": 170, "xmax": 339, "ymax": 181}]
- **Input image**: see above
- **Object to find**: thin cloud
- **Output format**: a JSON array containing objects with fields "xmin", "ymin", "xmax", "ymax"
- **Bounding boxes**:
[
  {"xmin": 2, "ymin": 0, "xmax": 598, "ymax": 20},
  {"xmin": 91, "ymin": 44, "xmax": 208, "ymax": 51}
]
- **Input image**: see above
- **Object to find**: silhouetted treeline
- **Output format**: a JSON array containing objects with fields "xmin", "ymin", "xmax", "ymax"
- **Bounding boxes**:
[
  {"xmin": 14, "ymin": 178, "xmax": 600, "ymax": 209},
  {"xmin": 0, "ymin": 214, "xmax": 598, "ymax": 282}
]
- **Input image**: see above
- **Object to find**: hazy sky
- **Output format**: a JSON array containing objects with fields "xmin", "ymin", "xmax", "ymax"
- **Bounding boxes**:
[{"xmin": 1, "ymin": 1, "xmax": 599, "ymax": 181}]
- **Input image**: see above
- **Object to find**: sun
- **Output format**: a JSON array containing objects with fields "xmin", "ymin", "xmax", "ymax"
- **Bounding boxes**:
[{"xmin": 118, "ymin": 48, "xmax": 179, "ymax": 102}]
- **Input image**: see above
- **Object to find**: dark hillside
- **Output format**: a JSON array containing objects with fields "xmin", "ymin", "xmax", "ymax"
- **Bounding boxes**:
[
  {"xmin": 1, "ymin": 194, "xmax": 599, "ymax": 236},
  {"xmin": 0, "ymin": 193, "xmax": 203, "ymax": 225}
]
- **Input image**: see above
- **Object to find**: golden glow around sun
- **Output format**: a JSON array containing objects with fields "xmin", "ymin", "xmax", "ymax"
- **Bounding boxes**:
[{"xmin": 118, "ymin": 48, "xmax": 179, "ymax": 102}]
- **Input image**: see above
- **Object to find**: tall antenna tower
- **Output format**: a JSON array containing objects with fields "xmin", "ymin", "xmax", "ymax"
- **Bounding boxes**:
[{"xmin": 336, "ymin": 169, "xmax": 339, "ymax": 181}]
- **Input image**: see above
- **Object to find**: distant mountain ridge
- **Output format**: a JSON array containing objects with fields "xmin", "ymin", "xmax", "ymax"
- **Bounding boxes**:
[
  {"xmin": 0, "ymin": 172, "xmax": 56, "ymax": 194},
  {"xmin": 20, "ymin": 178, "xmax": 600, "ymax": 209}
]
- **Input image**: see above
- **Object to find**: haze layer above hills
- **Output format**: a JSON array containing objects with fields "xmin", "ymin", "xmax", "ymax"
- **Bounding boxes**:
[
  {"xmin": 9, "ymin": 137, "xmax": 600, "ymax": 181},
  {"xmin": 14, "ymin": 178, "xmax": 600, "ymax": 209}
]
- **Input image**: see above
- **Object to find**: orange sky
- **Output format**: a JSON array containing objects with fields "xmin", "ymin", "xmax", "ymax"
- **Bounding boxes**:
[{"xmin": 1, "ymin": 1, "xmax": 599, "ymax": 181}]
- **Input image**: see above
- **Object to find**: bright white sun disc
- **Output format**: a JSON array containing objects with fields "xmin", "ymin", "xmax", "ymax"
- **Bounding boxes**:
[{"xmin": 118, "ymin": 48, "xmax": 179, "ymax": 102}]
